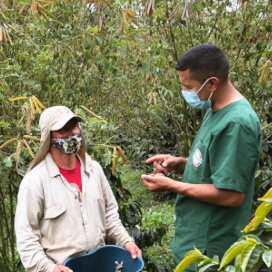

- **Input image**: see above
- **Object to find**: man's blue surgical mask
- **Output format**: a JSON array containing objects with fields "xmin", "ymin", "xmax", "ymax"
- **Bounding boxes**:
[{"xmin": 182, "ymin": 78, "xmax": 213, "ymax": 109}]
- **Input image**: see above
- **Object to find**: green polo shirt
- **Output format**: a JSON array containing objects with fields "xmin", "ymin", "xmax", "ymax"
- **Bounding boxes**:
[{"xmin": 170, "ymin": 98, "xmax": 262, "ymax": 270}]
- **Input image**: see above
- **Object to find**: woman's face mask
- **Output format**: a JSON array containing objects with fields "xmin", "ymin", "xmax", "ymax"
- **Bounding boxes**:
[
  {"xmin": 52, "ymin": 133, "xmax": 82, "ymax": 154},
  {"xmin": 181, "ymin": 78, "xmax": 213, "ymax": 109}
]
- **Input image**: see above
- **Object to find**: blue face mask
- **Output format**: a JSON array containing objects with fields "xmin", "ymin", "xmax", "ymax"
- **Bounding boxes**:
[{"xmin": 182, "ymin": 78, "xmax": 213, "ymax": 109}]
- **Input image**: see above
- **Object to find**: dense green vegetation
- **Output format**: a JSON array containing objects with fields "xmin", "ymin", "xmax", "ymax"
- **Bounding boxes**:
[{"xmin": 0, "ymin": 0, "xmax": 271, "ymax": 271}]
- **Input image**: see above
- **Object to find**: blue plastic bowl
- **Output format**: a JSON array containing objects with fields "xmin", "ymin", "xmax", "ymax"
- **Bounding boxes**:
[{"xmin": 63, "ymin": 245, "xmax": 144, "ymax": 272}]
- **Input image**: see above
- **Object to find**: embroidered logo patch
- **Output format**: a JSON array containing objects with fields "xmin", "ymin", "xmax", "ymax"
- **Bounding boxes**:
[{"xmin": 192, "ymin": 149, "xmax": 203, "ymax": 167}]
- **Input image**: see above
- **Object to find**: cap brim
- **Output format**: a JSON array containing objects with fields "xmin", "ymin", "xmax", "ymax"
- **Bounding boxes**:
[{"xmin": 51, "ymin": 115, "xmax": 84, "ymax": 131}]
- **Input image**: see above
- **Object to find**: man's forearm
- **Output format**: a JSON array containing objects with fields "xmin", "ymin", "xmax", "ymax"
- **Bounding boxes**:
[
  {"xmin": 18, "ymin": 249, "xmax": 56, "ymax": 272},
  {"xmin": 170, "ymin": 181, "xmax": 245, "ymax": 207}
]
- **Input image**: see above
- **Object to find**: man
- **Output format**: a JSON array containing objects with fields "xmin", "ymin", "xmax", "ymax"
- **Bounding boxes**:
[
  {"xmin": 141, "ymin": 44, "xmax": 262, "ymax": 270},
  {"xmin": 15, "ymin": 106, "xmax": 141, "ymax": 272}
]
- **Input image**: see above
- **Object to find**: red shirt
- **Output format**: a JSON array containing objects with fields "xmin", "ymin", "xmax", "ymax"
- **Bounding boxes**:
[{"xmin": 59, "ymin": 158, "xmax": 82, "ymax": 203}]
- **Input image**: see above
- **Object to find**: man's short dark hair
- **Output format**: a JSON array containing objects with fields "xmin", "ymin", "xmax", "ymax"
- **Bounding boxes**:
[{"xmin": 175, "ymin": 44, "xmax": 229, "ymax": 84}]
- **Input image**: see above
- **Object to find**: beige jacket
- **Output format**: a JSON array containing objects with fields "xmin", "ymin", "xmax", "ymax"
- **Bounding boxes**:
[{"xmin": 15, "ymin": 153, "xmax": 134, "ymax": 272}]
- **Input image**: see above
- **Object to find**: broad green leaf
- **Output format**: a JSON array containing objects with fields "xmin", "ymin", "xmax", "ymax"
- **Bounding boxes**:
[
  {"xmin": 224, "ymin": 265, "xmax": 235, "ymax": 272},
  {"xmin": 262, "ymin": 250, "xmax": 272, "ymax": 268},
  {"xmin": 255, "ymin": 170, "xmax": 261, "ymax": 178},
  {"xmin": 174, "ymin": 251, "xmax": 202, "ymax": 272},
  {"xmin": 212, "ymin": 255, "xmax": 219, "ymax": 264},
  {"xmin": 240, "ymin": 244, "xmax": 257, "ymax": 272},
  {"xmin": 3, "ymin": 155, "xmax": 13, "ymax": 168},
  {"xmin": 258, "ymin": 197, "xmax": 272, "ymax": 203},
  {"xmin": 198, "ymin": 257, "xmax": 213, "ymax": 268},
  {"xmin": 245, "ymin": 236, "xmax": 260, "ymax": 244},
  {"xmin": 257, "ymin": 231, "xmax": 272, "ymax": 246},
  {"xmin": 246, "ymin": 222, "xmax": 272, "ymax": 234},
  {"xmin": 253, "ymin": 202, "xmax": 272, "ymax": 229},
  {"xmin": 243, "ymin": 218, "xmax": 255, "ymax": 233},
  {"xmin": 194, "ymin": 246, "xmax": 202, "ymax": 255},
  {"xmin": 246, "ymin": 246, "xmax": 264, "ymax": 272},
  {"xmin": 219, "ymin": 240, "xmax": 248, "ymax": 270},
  {"xmin": 241, "ymin": 234, "xmax": 262, "ymax": 244},
  {"xmin": 198, "ymin": 263, "xmax": 218, "ymax": 272},
  {"xmin": 234, "ymin": 253, "xmax": 241, "ymax": 272},
  {"xmin": 258, "ymin": 188, "xmax": 272, "ymax": 200}
]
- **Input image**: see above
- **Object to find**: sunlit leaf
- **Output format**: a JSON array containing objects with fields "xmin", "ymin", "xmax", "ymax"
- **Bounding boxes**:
[
  {"xmin": 174, "ymin": 251, "xmax": 203, "ymax": 272},
  {"xmin": 262, "ymin": 250, "xmax": 272, "ymax": 268},
  {"xmin": 253, "ymin": 202, "xmax": 272, "ymax": 229},
  {"xmin": 219, "ymin": 240, "xmax": 248, "ymax": 270},
  {"xmin": 240, "ymin": 243, "xmax": 257, "ymax": 272}
]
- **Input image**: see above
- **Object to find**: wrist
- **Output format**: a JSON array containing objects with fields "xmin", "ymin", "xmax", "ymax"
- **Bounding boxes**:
[
  {"xmin": 175, "ymin": 157, "xmax": 188, "ymax": 174},
  {"xmin": 169, "ymin": 179, "xmax": 181, "ymax": 193}
]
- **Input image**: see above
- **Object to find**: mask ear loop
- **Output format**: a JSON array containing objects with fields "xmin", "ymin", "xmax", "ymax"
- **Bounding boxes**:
[{"xmin": 196, "ymin": 78, "xmax": 210, "ymax": 94}]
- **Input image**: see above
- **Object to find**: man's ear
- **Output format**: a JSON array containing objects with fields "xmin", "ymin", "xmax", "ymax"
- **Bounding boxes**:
[{"xmin": 209, "ymin": 77, "xmax": 219, "ymax": 92}]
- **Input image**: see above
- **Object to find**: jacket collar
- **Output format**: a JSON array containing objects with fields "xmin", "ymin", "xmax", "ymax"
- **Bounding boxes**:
[{"xmin": 45, "ymin": 152, "xmax": 91, "ymax": 178}]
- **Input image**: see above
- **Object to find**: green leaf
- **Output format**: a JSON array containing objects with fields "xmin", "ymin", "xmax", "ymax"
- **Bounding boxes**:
[
  {"xmin": 224, "ymin": 265, "xmax": 235, "ymax": 272},
  {"xmin": 212, "ymin": 255, "xmax": 219, "ymax": 264},
  {"xmin": 198, "ymin": 257, "xmax": 213, "ymax": 268},
  {"xmin": 259, "ymin": 188, "xmax": 272, "ymax": 199},
  {"xmin": 3, "ymin": 155, "xmax": 13, "ymax": 168},
  {"xmin": 198, "ymin": 263, "xmax": 219, "ymax": 272},
  {"xmin": 234, "ymin": 253, "xmax": 241, "ymax": 272},
  {"xmin": 253, "ymin": 202, "xmax": 272, "ymax": 229},
  {"xmin": 174, "ymin": 251, "xmax": 203, "ymax": 272},
  {"xmin": 255, "ymin": 170, "xmax": 261, "ymax": 178},
  {"xmin": 246, "ymin": 222, "xmax": 272, "ymax": 233},
  {"xmin": 246, "ymin": 246, "xmax": 264, "ymax": 272},
  {"xmin": 262, "ymin": 250, "xmax": 272, "ymax": 268},
  {"xmin": 0, "ymin": 121, "xmax": 11, "ymax": 129},
  {"xmin": 240, "ymin": 244, "xmax": 257, "ymax": 272},
  {"xmin": 219, "ymin": 240, "xmax": 248, "ymax": 270},
  {"xmin": 244, "ymin": 234, "xmax": 262, "ymax": 244},
  {"xmin": 258, "ymin": 197, "xmax": 272, "ymax": 203}
]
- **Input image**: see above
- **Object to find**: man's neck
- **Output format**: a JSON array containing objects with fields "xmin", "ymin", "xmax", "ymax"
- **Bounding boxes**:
[
  {"xmin": 211, "ymin": 80, "xmax": 243, "ymax": 112},
  {"xmin": 50, "ymin": 147, "xmax": 77, "ymax": 170}
]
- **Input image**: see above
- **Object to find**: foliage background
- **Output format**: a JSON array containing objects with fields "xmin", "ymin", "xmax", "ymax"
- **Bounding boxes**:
[{"xmin": 0, "ymin": 0, "xmax": 271, "ymax": 271}]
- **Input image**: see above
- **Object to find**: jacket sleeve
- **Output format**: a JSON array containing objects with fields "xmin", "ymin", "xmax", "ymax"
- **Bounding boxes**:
[
  {"xmin": 96, "ymin": 163, "xmax": 135, "ymax": 247},
  {"xmin": 15, "ymin": 186, "xmax": 57, "ymax": 272}
]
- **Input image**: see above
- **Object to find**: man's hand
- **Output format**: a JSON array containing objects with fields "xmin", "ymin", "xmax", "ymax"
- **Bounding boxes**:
[
  {"xmin": 141, "ymin": 173, "xmax": 177, "ymax": 192},
  {"xmin": 53, "ymin": 265, "xmax": 73, "ymax": 272},
  {"xmin": 124, "ymin": 242, "xmax": 142, "ymax": 259},
  {"xmin": 146, "ymin": 155, "xmax": 188, "ymax": 175}
]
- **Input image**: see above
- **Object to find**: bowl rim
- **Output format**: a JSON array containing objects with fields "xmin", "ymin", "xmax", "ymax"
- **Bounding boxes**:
[{"xmin": 63, "ymin": 245, "xmax": 144, "ymax": 271}]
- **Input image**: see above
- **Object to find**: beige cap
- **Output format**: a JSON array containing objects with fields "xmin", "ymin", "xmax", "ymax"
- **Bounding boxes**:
[
  {"xmin": 39, "ymin": 106, "xmax": 84, "ymax": 142},
  {"xmin": 27, "ymin": 106, "xmax": 85, "ymax": 172}
]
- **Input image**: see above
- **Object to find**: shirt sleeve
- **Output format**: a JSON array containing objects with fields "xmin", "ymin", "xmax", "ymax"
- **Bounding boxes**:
[
  {"xmin": 15, "ymin": 186, "xmax": 57, "ymax": 272},
  {"xmin": 95, "ymin": 163, "xmax": 135, "ymax": 246},
  {"xmin": 209, "ymin": 123, "xmax": 259, "ymax": 193}
]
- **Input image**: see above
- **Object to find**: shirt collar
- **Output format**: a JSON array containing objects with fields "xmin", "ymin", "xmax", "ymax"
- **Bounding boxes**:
[{"xmin": 45, "ymin": 152, "xmax": 91, "ymax": 178}]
